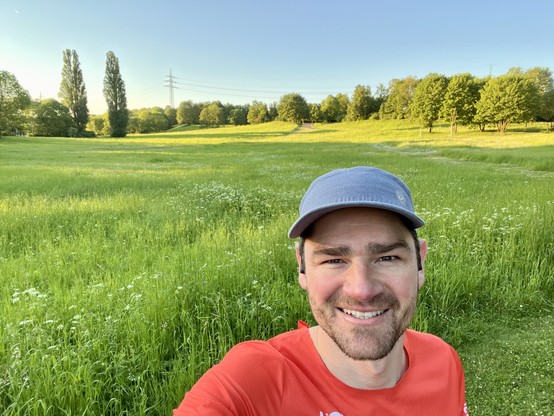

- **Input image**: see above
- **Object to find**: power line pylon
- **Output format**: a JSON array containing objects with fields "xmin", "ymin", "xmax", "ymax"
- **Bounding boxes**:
[{"xmin": 164, "ymin": 69, "xmax": 177, "ymax": 108}]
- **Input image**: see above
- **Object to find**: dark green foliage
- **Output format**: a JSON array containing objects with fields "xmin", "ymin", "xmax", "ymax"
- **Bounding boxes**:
[
  {"xmin": 475, "ymin": 74, "xmax": 540, "ymax": 133},
  {"xmin": 228, "ymin": 107, "xmax": 248, "ymax": 126},
  {"xmin": 199, "ymin": 103, "xmax": 224, "ymax": 127},
  {"xmin": 176, "ymin": 100, "xmax": 201, "ymax": 125},
  {"xmin": 28, "ymin": 99, "xmax": 73, "ymax": 137},
  {"xmin": 164, "ymin": 106, "xmax": 177, "ymax": 128},
  {"xmin": 320, "ymin": 94, "xmax": 349, "ymax": 122},
  {"xmin": 0, "ymin": 70, "xmax": 31, "ymax": 136},
  {"xmin": 346, "ymin": 84, "xmax": 376, "ymax": 121},
  {"xmin": 247, "ymin": 101, "xmax": 267, "ymax": 124},
  {"xmin": 277, "ymin": 93, "xmax": 310, "ymax": 123},
  {"xmin": 58, "ymin": 49, "xmax": 89, "ymax": 133},
  {"xmin": 128, "ymin": 107, "xmax": 169, "ymax": 133},
  {"xmin": 411, "ymin": 73, "xmax": 448, "ymax": 133},
  {"xmin": 309, "ymin": 103, "xmax": 323, "ymax": 122},
  {"xmin": 441, "ymin": 73, "xmax": 481, "ymax": 134},
  {"xmin": 380, "ymin": 76, "xmax": 418, "ymax": 120},
  {"xmin": 103, "ymin": 51, "xmax": 129, "ymax": 137}
]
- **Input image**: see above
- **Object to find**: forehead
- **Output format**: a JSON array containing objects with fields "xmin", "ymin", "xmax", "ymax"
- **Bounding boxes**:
[{"xmin": 308, "ymin": 207, "xmax": 412, "ymax": 242}]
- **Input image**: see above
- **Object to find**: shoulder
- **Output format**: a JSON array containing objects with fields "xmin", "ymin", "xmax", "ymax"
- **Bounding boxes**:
[
  {"xmin": 404, "ymin": 329, "xmax": 464, "ymax": 375},
  {"xmin": 175, "ymin": 328, "xmax": 310, "ymax": 414},
  {"xmin": 225, "ymin": 327, "xmax": 309, "ymax": 365},
  {"xmin": 397, "ymin": 331, "xmax": 467, "ymax": 415},
  {"xmin": 405, "ymin": 329, "xmax": 460, "ymax": 357}
]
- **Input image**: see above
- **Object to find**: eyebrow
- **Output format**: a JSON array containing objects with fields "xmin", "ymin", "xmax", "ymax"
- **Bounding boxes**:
[
  {"xmin": 366, "ymin": 240, "xmax": 410, "ymax": 255},
  {"xmin": 312, "ymin": 245, "xmax": 353, "ymax": 257},
  {"xmin": 311, "ymin": 240, "xmax": 410, "ymax": 257}
]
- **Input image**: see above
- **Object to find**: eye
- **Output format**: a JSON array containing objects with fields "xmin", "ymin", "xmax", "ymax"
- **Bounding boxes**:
[
  {"xmin": 325, "ymin": 259, "xmax": 344, "ymax": 264},
  {"xmin": 378, "ymin": 255, "xmax": 398, "ymax": 262}
]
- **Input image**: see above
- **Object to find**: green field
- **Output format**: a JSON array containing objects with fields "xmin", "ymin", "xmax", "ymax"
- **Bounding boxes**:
[{"xmin": 1, "ymin": 120, "xmax": 553, "ymax": 415}]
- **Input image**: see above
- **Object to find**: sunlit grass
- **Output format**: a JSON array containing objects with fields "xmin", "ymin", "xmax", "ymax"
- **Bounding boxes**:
[{"xmin": 0, "ymin": 120, "xmax": 553, "ymax": 414}]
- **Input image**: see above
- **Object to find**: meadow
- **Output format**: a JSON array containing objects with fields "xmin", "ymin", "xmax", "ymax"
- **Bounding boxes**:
[{"xmin": 0, "ymin": 120, "xmax": 553, "ymax": 415}]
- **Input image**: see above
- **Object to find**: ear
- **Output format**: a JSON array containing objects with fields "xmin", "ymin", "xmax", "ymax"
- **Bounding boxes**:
[
  {"xmin": 295, "ymin": 244, "xmax": 307, "ymax": 290},
  {"xmin": 417, "ymin": 239, "xmax": 428, "ymax": 289}
]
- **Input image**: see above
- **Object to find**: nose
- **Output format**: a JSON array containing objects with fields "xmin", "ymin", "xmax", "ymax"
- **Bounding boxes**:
[{"xmin": 342, "ymin": 259, "xmax": 383, "ymax": 301}]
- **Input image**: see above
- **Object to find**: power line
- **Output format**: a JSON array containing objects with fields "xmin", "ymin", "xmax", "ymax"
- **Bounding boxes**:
[
  {"xmin": 173, "ymin": 79, "xmax": 350, "ymax": 95},
  {"xmin": 163, "ymin": 70, "xmax": 361, "ymax": 105}
]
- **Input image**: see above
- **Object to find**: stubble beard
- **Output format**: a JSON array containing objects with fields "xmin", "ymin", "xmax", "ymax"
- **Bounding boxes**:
[{"xmin": 311, "ymin": 291, "xmax": 418, "ymax": 361}]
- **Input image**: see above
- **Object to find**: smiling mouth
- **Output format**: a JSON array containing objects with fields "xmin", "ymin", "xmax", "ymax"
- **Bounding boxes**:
[{"xmin": 341, "ymin": 308, "xmax": 387, "ymax": 319}]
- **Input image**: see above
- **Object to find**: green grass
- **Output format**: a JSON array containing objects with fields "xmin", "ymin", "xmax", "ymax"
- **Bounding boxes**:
[
  {"xmin": 460, "ymin": 313, "xmax": 554, "ymax": 416},
  {"xmin": 0, "ymin": 120, "xmax": 553, "ymax": 415}
]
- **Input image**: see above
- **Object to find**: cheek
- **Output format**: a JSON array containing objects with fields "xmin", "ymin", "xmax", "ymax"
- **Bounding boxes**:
[
  {"xmin": 304, "ymin": 275, "xmax": 340, "ymax": 302},
  {"xmin": 390, "ymin": 277, "xmax": 420, "ymax": 300}
]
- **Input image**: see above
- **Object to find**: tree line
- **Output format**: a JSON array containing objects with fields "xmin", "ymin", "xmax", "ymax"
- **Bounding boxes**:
[
  {"xmin": 1, "ymin": 49, "xmax": 128, "ymax": 138},
  {"xmin": 1, "ymin": 50, "xmax": 553, "ymax": 137},
  {"xmin": 88, "ymin": 67, "xmax": 554, "ymax": 136}
]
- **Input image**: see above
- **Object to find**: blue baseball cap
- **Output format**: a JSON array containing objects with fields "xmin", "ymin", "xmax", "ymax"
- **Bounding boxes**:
[{"xmin": 288, "ymin": 166, "xmax": 425, "ymax": 238}]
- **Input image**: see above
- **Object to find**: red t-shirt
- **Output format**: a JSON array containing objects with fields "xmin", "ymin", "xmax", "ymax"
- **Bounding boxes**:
[{"xmin": 174, "ymin": 326, "xmax": 469, "ymax": 415}]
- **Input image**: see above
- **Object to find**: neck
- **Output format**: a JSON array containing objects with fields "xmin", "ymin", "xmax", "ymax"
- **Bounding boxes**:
[{"xmin": 310, "ymin": 326, "xmax": 408, "ymax": 390}]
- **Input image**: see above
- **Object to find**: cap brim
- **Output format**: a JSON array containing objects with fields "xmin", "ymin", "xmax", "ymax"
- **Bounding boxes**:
[{"xmin": 288, "ymin": 202, "xmax": 425, "ymax": 238}]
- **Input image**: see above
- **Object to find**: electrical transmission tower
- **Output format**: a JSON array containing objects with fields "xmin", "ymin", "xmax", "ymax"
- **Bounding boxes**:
[{"xmin": 164, "ymin": 69, "xmax": 177, "ymax": 108}]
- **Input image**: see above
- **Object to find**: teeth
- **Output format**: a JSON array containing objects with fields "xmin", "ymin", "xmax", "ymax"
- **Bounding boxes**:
[{"xmin": 342, "ymin": 308, "xmax": 385, "ymax": 319}]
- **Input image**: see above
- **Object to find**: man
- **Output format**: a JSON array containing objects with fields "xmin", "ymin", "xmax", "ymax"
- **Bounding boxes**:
[{"xmin": 174, "ymin": 166, "xmax": 469, "ymax": 415}]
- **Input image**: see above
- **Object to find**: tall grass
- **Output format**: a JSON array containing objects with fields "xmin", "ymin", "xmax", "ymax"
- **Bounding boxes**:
[{"xmin": 0, "ymin": 121, "xmax": 553, "ymax": 414}]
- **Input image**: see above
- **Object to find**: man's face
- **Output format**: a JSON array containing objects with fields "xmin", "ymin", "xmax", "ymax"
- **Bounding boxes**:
[{"xmin": 296, "ymin": 207, "xmax": 426, "ymax": 361}]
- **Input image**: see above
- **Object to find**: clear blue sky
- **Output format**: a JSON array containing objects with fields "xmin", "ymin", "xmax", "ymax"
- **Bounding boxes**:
[{"xmin": 2, "ymin": 0, "xmax": 553, "ymax": 115}]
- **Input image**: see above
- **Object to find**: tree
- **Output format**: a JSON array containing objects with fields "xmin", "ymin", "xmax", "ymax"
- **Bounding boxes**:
[
  {"xmin": 127, "ymin": 113, "xmax": 140, "ymax": 133},
  {"xmin": 346, "ymin": 85, "xmax": 375, "ymax": 121},
  {"xmin": 517, "ymin": 67, "xmax": 554, "ymax": 122},
  {"xmin": 336, "ymin": 94, "xmax": 350, "ymax": 121},
  {"xmin": 103, "ymin": 51, "xmax": 129, "ymax": 137},
  {"xmin": 228, "ymin": 107, "xmax": 247, "ymax": 125},
  {"xmin": 539, "ymin": 90, "xmax": 554, "ymax": 129},
  {"xmin": 277, "ymin": 93, "xmax": 310, "ymax": 123},
  {"xmin": 59, "ymin": 49, "xmax": 89, "ymax": 133},
  {"xmin": 86, "ymin": 114, "xmax": 108, "ymax": 136},
  {"xmin": 440, "ymin": 73, "xmax": 480, "ymax": 134},
  {"xmin": 164, "ymin": 106, "xmax": 177, "ymax": 127},
  {"xmin": 199, "ymin": 103, "xmax": 224, "ymax": 127},
  {"xmin": 320, "ymin": 94, "xmax": 348, "ymax": 122},
  {"xmin": 474, "ymin": 74, "xmax": 539, "ymax": 133},
  {"xmin": 508, "ymin": 67, "xmax": 552, "ymax": 94},
  {"xmin": 27, "ymin": 98, "xmax": 73, "ymax": 137},
  {"xmin": 247, "ymin": 101, "xmax": 267, "ymax": 124},
  {"xmin": 309, "ymin": 103, "xmax": 323, "ymax": 122},
  {"xmin": 411, "ymin": 73, "xmax": 448, "ymax": 133},
  {"xmin": 177, "ymin": 100, "xmax": 201, "ymax": 125},
  {"xmin": 374, "ymin": 83, "xmax": 388, "ymax": 115},
  {"xmin": 0, "ymin": 70, "xmax": 31, "ymax": 136},
  {"xmin": 130, "ymin": 107, "xmax": 169, "ymax": 133},
  {"xmin": 267, "ymin": 102, "xmax": 278, "ymax": 121},
  {"xmin": 381, "ymin": 76, "xmax": 418, "ymax": 119}
]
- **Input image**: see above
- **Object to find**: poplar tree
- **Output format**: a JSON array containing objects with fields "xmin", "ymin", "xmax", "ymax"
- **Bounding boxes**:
[
  {"xmin": 103, "ymin": 51, "xmax": 129, "ymax": 137},
  {"xmin": 58, "ymin": 49, "xmax": 89, "ymax": 134}
]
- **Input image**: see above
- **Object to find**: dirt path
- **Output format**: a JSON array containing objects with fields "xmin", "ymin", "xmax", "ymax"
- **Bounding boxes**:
[{"xmin": 292, "ymin": 123, "xmax": 315, "ymax": 133}]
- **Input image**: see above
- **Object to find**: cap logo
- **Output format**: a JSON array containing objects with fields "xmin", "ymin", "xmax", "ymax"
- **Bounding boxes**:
[{"xmin": 396, "ymin": 189, "xmax": 407, "ymax": 207}]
